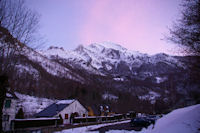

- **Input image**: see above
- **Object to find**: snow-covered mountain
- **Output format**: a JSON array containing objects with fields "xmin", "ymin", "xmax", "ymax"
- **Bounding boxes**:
[
  {"xmin": 40, "ymin": 42, "xmax": 185, "ymax": 77},
  {"xmin": 38, "ymin": 42, "xmax": 200, "ymax": 108},
  {"xmin": 1, "ymin": 25, "xmax": 199, "ymax": 113}
]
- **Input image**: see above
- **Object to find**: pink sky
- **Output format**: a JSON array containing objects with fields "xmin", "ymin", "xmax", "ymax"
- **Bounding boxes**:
[{"xmin": 26, "ymin": 0, "xmax": 182, "ymax": 55}]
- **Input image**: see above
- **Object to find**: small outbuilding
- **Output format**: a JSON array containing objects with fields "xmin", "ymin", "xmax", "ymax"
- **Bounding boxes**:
[{"xmin": 35, "ymin": 99, "xmax": 88, "ymax": 124}]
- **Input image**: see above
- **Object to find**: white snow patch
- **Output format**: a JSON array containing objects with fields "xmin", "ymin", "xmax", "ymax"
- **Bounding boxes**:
[
  {"xmin": 105, "ymin": 64, "xmax": 112, "ymax": 71},
  {"xmin": 155, "ymin": 76, "xmax": 167, "ymax": 83},
  {"xmin": 102, "ymin": 93, "xmax": 118, "ymax": 101},
  {"xmin": 139, "ymin": 91, "xmax": 161, "ymax": 104},
  {"xmin": 6, "ymin": 93, "xmax": 13, "ymax": 97},
  {"xmin": 113, "ymin": 77, "xmax": 124, "ymax": 81}
]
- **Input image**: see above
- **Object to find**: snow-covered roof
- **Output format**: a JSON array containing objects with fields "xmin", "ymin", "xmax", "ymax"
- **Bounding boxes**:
[
  {"xmin": 35, "ymin": 99, "xmax": 76, "ymax": 117},
  {"xmin": 56, "ymin": 99, "xmax": 75, "ymax": 105}
]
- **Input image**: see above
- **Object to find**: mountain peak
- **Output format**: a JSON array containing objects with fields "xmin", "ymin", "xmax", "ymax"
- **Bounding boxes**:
[
  {"xmin": 90, "ymin": 42, "xmax": 127, "ymax": 51},
  {"xmin": 75, "ymin": 44, "xmax": 85, "ymax": 52},
  {"xmin": 48, "ymin": 46, "xmax": 64, "ymax": 51}
]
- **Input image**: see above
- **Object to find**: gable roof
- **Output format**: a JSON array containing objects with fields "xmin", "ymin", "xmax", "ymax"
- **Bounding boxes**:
[{"xmin": 35, "ymin": 99, "xmax": 75, "ymax": 117}]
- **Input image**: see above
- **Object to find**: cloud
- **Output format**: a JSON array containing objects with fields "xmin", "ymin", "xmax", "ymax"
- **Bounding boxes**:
[{"xmin": 77, "ymin": 0, "xmax": 179, "ymax": 54}]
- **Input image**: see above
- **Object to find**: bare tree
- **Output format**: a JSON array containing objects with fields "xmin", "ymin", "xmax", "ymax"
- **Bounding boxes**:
[
  {"xmin": 167, "ymin": 0, "xmax": 200, "ymax": 106},
  {"xmin": 0, "ymin": 0, "xmax": 40, "ymax": 132},
  {"xmin": 0, "ymin": 0, "xmax": 40, "ymax": 45},
  {"xmin": 167, "ymin": 0, "xmax": 200, "ymax": 55}
]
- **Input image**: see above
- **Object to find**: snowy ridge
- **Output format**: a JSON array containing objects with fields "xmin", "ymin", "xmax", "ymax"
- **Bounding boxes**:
[
  {"xmin": 40, "ymin": 42, "xmax": 185, "ymax": 75},
  {"xmin": 150, "ymin": 53, "xmax": 185, "ymax": 68},
  {"xmin": 39, "ymin": 46, "xmax": 69, "ymax": 59}
]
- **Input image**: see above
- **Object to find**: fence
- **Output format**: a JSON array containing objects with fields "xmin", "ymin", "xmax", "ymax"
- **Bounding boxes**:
[
  {"xmin": 73, "ymin": 112, "xmax": 136, "ymax": 124},
  {"xmin": 8, "ymin": 112, "xmax": 136, "ymax": 133}
]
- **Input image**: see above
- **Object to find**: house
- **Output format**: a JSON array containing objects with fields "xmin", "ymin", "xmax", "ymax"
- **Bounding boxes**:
[
  {"xmin": 2, "ymin": 91, "xmax": 18, "ymax": 131},
  {"xmin": 35, "ymin": 99, "xmax": 88, "ymax": 124}
]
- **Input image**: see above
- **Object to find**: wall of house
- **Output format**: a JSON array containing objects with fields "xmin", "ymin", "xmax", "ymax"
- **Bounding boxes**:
[
  {"xmin": 56, "ymin": 100, "xmax": 88, "ymax": 124},
  {"xmin": 2, "ymin": 98, "xmax": 17, "ymax": 131}
]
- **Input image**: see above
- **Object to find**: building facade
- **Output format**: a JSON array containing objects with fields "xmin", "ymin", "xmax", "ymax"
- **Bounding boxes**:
[
  {"xmin": 2, "ymin": 92, "xmax": 18, "ymax": 131},
  {"xmin": 35, "ymin": 99, "xmax": 88, "ymax": 124}
]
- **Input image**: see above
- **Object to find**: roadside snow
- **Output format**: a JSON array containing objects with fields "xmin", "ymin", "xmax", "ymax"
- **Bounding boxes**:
[
  {"xmin": 144, "ymin": 104, "xmax": 200, "ymax": 133},
  {"xmin": 54, "ymin": 120, "xmax": 130, "ymax": 133},
  {"xmin": 108, "ymin": 104, "xmax": 200, "ymax": 133}
]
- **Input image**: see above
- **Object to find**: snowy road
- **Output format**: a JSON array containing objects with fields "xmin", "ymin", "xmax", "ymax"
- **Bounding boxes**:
[
  {"xmin": 91, "ymin": 122, "xmax": 143, "ymax": 133},
  {"xmin": 54, "ymin": 120, "xmax": 133, "ymax": 133}
]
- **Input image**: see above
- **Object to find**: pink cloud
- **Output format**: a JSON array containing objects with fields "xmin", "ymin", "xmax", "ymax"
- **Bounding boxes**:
[{"xmin": 78, "ymin": 0, "xmax": 179, "ymax": 54}]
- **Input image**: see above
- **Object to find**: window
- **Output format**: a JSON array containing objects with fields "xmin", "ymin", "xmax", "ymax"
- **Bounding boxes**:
[
  {"xmin": 3, "ymin": 115, "xmax": 9, "ymax": 121},
  {"xmin": 65, "ymin": 114, "xmax": 68, "ymax": 119},
  {"xmin": 83, "ymin": 114, "xmax": 86, "ymax": 117},
  {"xmin": 5, "ymin": 100, "xmax": 11, "ymax": 108}
]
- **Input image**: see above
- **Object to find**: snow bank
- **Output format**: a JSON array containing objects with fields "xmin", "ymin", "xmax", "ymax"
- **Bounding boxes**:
[
  {"xmin": 144, "ymin": 104, "xmax": 200, "ymax": 133},
  {"xmin": 108, "ymin": 104, "xmax": 200, "ymax": 133}
]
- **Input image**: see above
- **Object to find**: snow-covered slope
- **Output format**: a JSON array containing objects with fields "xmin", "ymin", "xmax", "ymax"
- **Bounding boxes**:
[
  {"xmin": 15, "ymin": 92, "xmax": 56, "ymax": 117},
  {"xmin": 145, "ymin": 104, "xmax": 200, "ymax": 133},
  {"xmin": 21, "ymin": 46, "xmax": 85, "ymax": 82}
]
